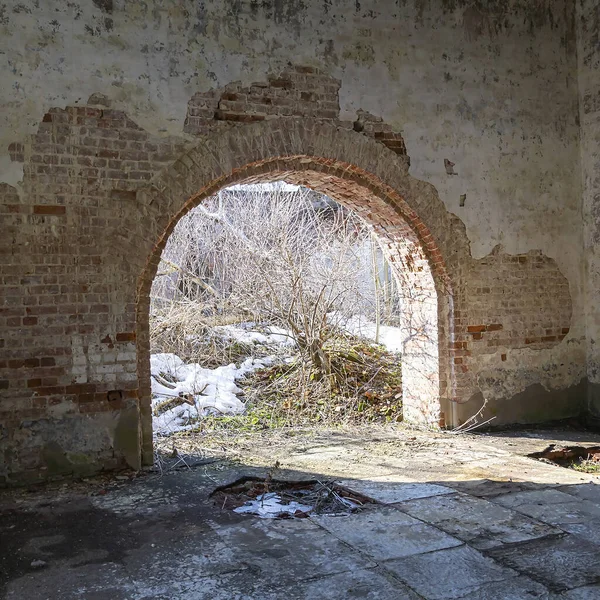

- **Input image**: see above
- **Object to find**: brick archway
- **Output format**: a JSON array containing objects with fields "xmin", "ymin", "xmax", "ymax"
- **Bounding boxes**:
[
  {"xmin": 0, "ymin": 103, "xmax": 574, "ymax": 484},
  {"xmin": 137, "ymin": 119, "xmax": 465, "ymax": 465}
]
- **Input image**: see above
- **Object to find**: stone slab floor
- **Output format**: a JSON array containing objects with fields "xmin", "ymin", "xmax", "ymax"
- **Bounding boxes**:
[{"xmin": 1, "ymin": 427, "xmax": 600, "ymax": 599}]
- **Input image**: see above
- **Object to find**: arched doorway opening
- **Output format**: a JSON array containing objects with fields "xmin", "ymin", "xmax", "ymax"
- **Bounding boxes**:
[
  {"xmin": 147, "ymin": 181, "xmax": 430, "ymax": 435},
  {"xmin": 135, "ymin": 121, "xmax": 458, "ymax": 466}
]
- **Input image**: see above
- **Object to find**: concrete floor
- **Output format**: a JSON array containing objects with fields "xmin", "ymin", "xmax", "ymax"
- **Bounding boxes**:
[{"xmin": 1, "ymin": 427, "xmax": 600, "ymax": 599}]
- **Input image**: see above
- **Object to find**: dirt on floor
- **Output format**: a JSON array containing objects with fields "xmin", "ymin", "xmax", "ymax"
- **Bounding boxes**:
[
  {"xmin": 2, "ymin": 424, "xmax": 600, "ymax": 599},
  {"xmin": 156, "ymin": 421, "xmax": 587, "ymax": 459}
]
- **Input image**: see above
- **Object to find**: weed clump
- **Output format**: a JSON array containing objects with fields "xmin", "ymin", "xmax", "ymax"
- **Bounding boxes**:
[{"xmin": 193, "ymin": 335, "xmax": 402, "ymax": 433}]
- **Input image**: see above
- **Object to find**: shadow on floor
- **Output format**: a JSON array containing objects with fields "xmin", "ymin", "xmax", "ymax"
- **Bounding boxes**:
[{"xmin": 1, "ymin": 441, "xmax": 600, "ymax": 600}]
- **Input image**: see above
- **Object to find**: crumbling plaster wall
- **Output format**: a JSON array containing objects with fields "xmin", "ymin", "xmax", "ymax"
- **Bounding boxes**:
[
  {"xmin": 0, "ymin": 2, "xmax": 581, "ymax": 258},
  {"xmin": 0, "ymin": 0, "xmax": 587, "ymax": 482},
  {"xmin": 577, "ymin": 0, "xmax": 600, "ymax": 423}
]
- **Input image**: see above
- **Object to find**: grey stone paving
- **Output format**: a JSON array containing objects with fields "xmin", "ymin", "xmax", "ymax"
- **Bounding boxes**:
[
  {"xmin": 211, "ymin": 518, "xmax": 377, "ymax": 588},
  {"xmin": 290, "ymin": 568, "xmax": 422, "ymax": 600},
  {"xmin": 449, "ymin": 576, "xmax": 553, "ymax": 600},
  {"xmin": 494, "ymin": 489, "xmax": 600, "ymax": 525},
  {"xmin": 2, "ymin": 429, "xmax": 600, "ymax": 599},
  {"xmin": 312, "ymin": 506, "xmax": 462, "ymax": 559},
  {"xmin": 487, "ymin": 535, "xmax": 600, "ymax": 593},
  {"xmin": 395, "ymin": 492, "xmax": 562, "ymax": 549},
  {"xmin": 382, "ymin": 545, "xmax": 518, "ymax": 599},
  {"xmin": 560, "ymin": 586, "xmax": 600, "ymax": 600},
  {"xmin": 557, "ymin": 482, "xmax": 600, "ymax": 503},
  {"xmin": 336, "ymin": 479, "xmax": 454, "ymax": 504}
]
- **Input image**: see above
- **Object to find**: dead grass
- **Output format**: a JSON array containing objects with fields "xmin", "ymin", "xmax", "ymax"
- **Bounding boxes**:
[
  {"xmin": 181, "ymin": 336, "xmax": 403, "ymax": 437},
  {"xmin": 150, "ymin": 302, "xmax": 277, "ymax": 368},
  {"xmin": 153, "ymin": 421, "xmax": 410, "ymax": 466}
]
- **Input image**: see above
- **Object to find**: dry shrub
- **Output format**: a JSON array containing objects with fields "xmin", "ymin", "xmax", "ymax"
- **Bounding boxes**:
[
  {"xmin": 233, "ymin": 335, "xmax": 402, "ymax": 429},
  {"xmin": 150, "ymin": 301, "xmax": 269, "ymax": 368},
  {"xmin": 150, "ymin": 185, "xmax": 403, "ymax": 377}
]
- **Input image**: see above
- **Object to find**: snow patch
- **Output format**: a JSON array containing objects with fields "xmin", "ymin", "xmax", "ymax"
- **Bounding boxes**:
[
  {"xmin": 151, "ymin": 323, "xmax": 296, "ymax": 436},
  {"xmin": 213, "ymin": 323, "xmax": 296, "ymax": 347},
  {"xmin": 150, "ymin": 353, "xmax": 274, "ymax": 435},
  {"xmin": 329, "ymin": 312, "xmax": 404, "ymax": 353},
  {"xmin": 233, "ymin": 493, "xmax": 313, "ymax": 518}
]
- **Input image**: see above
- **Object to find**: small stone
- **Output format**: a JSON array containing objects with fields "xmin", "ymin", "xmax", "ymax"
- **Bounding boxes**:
[{"xmin": 30, "ymin": 559, "xmax": 47, "ymax": 569}]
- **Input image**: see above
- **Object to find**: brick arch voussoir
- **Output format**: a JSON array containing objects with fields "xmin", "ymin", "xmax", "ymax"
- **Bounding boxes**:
[
  {"xmin": 132, "ymin": 118, "xmax": 470, "ymax": 462},
  {"xmin": 147, "ymin": 120, "xmax": 461, "ymax": 292}
]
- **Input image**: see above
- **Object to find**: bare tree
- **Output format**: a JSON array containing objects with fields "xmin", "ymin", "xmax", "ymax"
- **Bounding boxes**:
[{"xmin": 151, "ymin": 184, "xmax": 402, "ymax": 377}]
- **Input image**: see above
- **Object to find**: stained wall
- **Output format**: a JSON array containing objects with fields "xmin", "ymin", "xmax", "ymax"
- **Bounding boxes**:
[{"xmin": 0, "ymin": 1, "xmax": 586, "ymax": 484}]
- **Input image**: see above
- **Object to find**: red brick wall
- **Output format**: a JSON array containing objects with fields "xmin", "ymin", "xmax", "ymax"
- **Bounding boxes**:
[
  {"xmin": 183, "ymin": 65, "xmax": 408, "ymax": 162},
  {"xmin": 0, "ymin": 65, "xmax": 573, "ymax": 485},
  {"xmin": 0, "ymin": 102, "xmax": 189, "ymax": 483}
]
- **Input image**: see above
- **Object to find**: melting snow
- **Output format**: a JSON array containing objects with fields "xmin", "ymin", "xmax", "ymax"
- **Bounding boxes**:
[
  {"xmin": 150, "ymin": 353, "xmax": 274, "ymax": 435},
  {"xmin": 213, "ymin": 323, "xmax": 296, "ymax": 347},
  {"xmin": 329, "ymin": 313, "xmax": 404, "ymax": 353},
  {"xmin": 151, "ymin": 323, "xmax": 295, "ymax": 436},
  {"xmin": 233, "ymin": 493, "xmax": 313, "ymax": 518}
]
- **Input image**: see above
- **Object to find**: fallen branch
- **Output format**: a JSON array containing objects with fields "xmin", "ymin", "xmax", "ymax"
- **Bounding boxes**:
[{"xmin": 448, "ymin": 397, "xmax": 495, "ymax": 434}]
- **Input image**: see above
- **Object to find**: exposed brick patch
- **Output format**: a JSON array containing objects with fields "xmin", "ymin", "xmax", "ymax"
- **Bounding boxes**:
[
  {"xmin": 183, "ymin": 65, "xmax": 408, "ymax": 165},
  {"xmin": 353, "ymin": 110, "xmax": 408, "ymax": 157},
  {"xmin": 0, "ymin": 88, "xmax": 574, "ymax": 484},
  {"xmin": 8, "ymin": 142, "xmax": 24, "ymax": 162},
  {"xmin": 184, "ymin": 65, "xmax": 342, "ymax": 135},
  {"xmin": 451, "ymin": 245, "xmax": 572, "ymax": 393},
  {"xmin": 0, "ymin": 99, "xmax": 190, "ymax": 483}
]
